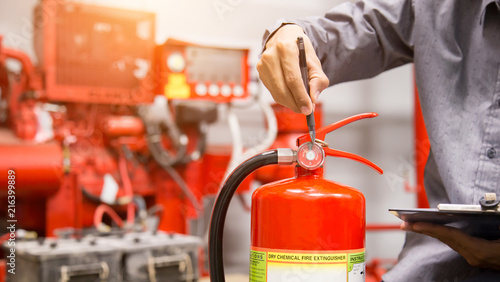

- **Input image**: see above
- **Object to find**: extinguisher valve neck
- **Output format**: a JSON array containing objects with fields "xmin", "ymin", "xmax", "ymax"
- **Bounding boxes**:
[{"xmin": 277, "ymin": 148, "xmax": 297, "ymax": 164}]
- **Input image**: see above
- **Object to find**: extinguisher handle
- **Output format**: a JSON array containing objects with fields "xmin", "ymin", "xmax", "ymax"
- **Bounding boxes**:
[
  {"xmin": 297, "ymin": 112, "xmax": 383, "ymax": 174},
  {"xmin": 323, "ymin": 147, "xmax": 383, "ymax": 174},
  {"xmin": 297, "ymin": 112, "xmax": 378, "ymax": 145}
]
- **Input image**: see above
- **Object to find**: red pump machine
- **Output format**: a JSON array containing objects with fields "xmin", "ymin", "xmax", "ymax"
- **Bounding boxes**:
[
  {"xmin": 0, "ymin": 0, "xmax": 259, "ymax": 280},
  {"xmin": 209, "ymin": 113, "xmax": 383, "ymax": 282}
]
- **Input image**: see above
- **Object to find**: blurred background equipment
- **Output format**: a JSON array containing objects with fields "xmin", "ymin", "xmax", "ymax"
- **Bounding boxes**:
[
  {"xmin": 0, "ymin": 0, "xmax": 276, "ymax": 280},
  {"xmin": 2, "ymin": 231, "xmax": 201, "ymax": 282},
  {"xmin": 155, "ymin": 39, "xmax": 249, "ymax": 102},
  {"xmin": 33, "ymin": 1, "xmax": 156, "ymax": 105}
]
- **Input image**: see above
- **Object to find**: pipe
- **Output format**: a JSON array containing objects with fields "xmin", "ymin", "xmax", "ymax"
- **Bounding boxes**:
[
  {"xmin": 139, "ymin": 100, "xmax": 188, "ymax": 167},
  {"xmin": 414, "ymin": 83, "xmax": 430, "ymax": 208},
  {"xmin": 159, "ymin": 160, "xmax": 204, "ymax": 236},
  {"xmin": 132, "ymin": 195, "xmax": 147, "ymax": 214},
  {"xmin": 1, "ymin": 47, "xmax": 42, "ymax": 90},
  {"xmin": 209, "ymin": 150, "xmax": 281, "ymax": 282},
  {"xmin": 223, "ymin": 105, "xmax": 243, "ymax": 181},
  {"xmin": 180, "ymin": 121, "xmax": 208, "ymax": 164},
  {"xmin": 93, "ymin": 204, "xmax": 124, "ymax": 230},
  {"xmin": 223, "ymin": 99, "xmax": 278, "ymax": 181},
  {"xmin": 0, "ymin": 141, "xmax": 63, "ymax": 197},
  {"xmin": 133, "ymin": 195, "xmax": 148, "ymax": 229},
  {"xmin": 118, "ymin": 154, "xmax": 135, "ymax": 225},
  {"xmin": 147, "ymin": 204, "xmax": 165, "ymax": 233},
  {"xmin": 81, "ymin": 186, "xmax": 132, "ymax": 206}
]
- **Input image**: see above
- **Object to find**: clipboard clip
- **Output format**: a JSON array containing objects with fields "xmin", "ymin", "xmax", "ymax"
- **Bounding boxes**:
[{"xmin": 479, "ymin": 193, "xmax": 499, "ymax": 210}]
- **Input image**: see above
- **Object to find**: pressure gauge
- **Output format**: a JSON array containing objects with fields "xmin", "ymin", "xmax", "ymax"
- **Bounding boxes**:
[
  {"xmin": 167, "ymin": 52, "xmax": 185, "ymax": 73},
  {"xmin": 297, "ymin": 142, "xmax": 325, "ymax": 170}
]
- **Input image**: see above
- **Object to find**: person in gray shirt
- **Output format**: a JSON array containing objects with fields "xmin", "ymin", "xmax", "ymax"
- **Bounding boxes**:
[{"xmin": 257, "ymin": 0, "xmax": 500, "ymax": 281}]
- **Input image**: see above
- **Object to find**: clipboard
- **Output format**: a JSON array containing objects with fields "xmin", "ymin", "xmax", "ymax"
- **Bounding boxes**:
[
  {"xmin": 389, "ymin": 208, "xmax": 500, "ymax": 225},
  {"xmin": 389, "ymin": 206, "xmax": 500, "ymax": 239}
]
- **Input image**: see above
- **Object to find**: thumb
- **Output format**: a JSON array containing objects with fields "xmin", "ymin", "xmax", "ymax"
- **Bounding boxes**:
[{"xmin": 309, "ymin": 69, "xmax": 329, "ymax": 104}]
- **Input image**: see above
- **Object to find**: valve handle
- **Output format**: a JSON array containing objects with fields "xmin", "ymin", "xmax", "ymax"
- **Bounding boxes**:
[
  {"xmin": 297, "ymin": 112, "xmax": 383, "ymax": 174},
  {"xmin": 323, "ymin": 147, "xmax": 383, "ymax": 174}
]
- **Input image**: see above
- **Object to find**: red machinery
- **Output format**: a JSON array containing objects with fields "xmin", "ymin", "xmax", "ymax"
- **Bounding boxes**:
[
  {"xmin": 153, "ymin": 39, "xmax": 250, "ymax": 102},
  {"xmin": 209, "ymin": 113, "xmax": 383, "ymax": 282},
  {"xmin": 0, "ymin": 3, "xmax": 259, "ymax": 280},
  {"xmin": 34, "ymin": 1, "xmax": 156, "ymax": 105}
]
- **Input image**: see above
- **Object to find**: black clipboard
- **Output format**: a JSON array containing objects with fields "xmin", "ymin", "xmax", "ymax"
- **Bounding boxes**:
[{"xmin": 389, "ymin": 208, "xmax": 500, "ymax": 240}]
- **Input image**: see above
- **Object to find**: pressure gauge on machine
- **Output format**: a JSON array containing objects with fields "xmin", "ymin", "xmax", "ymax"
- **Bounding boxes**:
[
  {"xmin": 167, "ymin": 52, "xmax": 186, "ymax": 73},
  {"xmin": 297, "ymin": 142, "xmax": 325, "ymax": 170}
]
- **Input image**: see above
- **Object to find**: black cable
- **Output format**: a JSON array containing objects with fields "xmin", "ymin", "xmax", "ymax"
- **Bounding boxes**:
[
  {"xmin": 146, "ymin": 122, "xmax": 187, "ymax": 166},
  {"xmin": 138, "ymin": 104, "xmax": 188, "ymax": 167},
  {"xmin": 209, "ymin": 150, "xmax": 278, "ymax": 282},
  {"xmin": 158, "ymin": 160, "xmax": 203, "ymax": 217},
  {"xmin": 177, "ymin": 121, "xmax": 208, "ymax": 165},
  {"xmin": 81, "ymin": 186, "xmax": 103, "ymax": 204}
]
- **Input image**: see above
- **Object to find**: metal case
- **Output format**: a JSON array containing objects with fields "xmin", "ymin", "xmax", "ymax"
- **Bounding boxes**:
[
  {"xmin": 3, "ymin": 238, "xmax": 122, "ymax": 282},
  {"xmin": 34, "ymin": 0, "xmax": 156, "ymax": 104},
  {"xmin": 104, "ymin": 231, "xmax": 202, "ymax": 282}
]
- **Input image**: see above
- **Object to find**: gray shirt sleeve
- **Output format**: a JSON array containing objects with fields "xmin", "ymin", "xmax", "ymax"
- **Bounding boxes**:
[{"xmin": 262, "ymin": 0, "xmax": 415, "ymax": 85}]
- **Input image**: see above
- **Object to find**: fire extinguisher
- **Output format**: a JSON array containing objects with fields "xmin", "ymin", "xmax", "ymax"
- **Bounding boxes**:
[{"xmin": 209, "ymin": 112, "xmax": 383, "ymax": 282}]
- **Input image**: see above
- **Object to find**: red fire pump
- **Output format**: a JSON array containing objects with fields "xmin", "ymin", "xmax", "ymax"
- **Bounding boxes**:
[
  {"xmin": 0, "ymin": 0, "xmax": 258, "ymax": 235},
  {"xmin": 209, "ymin": 113, "xmax": 383, "ymax": 282},
  {"xmin": 0, "ymin": 5, "xmax": 272, "ymax": 282},
  {"xmin": 0, "ymin": 1, "xmax": 280, "ymax": 280}
]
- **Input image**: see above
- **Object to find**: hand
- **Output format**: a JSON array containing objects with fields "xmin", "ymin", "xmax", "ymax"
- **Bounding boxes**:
[
  {"xmin": 402, "ymin": 222, "xmax": 500, "ymax": 270},
  {"xmin": 257, "ymin": 24, "xmax": 329, "ymax": 115}
]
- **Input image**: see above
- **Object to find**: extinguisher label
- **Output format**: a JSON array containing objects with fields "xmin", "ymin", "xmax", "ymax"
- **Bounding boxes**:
[{"xmin": 250, "ymin": 247, "xmax": 365, "ymax": 282}]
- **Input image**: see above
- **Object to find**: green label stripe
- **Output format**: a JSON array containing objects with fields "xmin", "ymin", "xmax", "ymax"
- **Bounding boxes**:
[
  {"xmin": 347, "ymin": 252, "xmax": 365, "ymax": 272},
  {"xmin": 250, "ymin": 250, "xmax": 266, "ymax": 282}
]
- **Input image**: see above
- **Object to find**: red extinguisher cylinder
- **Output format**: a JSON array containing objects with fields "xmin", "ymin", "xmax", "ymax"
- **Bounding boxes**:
[{"xmin": 251, "ymin": 166, "xmax": 365, "ymax": 251}]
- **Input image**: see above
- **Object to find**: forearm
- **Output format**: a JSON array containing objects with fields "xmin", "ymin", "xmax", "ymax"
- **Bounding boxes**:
[{"xmin": 263, "ymin": 0, "xmax": 415, "ymax": 85}]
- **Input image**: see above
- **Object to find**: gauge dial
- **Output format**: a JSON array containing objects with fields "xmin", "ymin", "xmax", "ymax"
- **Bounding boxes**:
[{"xmin": 297, "ymin": 142, "xmax": 325, "ymax": 170}]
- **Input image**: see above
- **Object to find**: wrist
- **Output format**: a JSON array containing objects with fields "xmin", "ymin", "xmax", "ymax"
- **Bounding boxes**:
[{"xmin": 264, "ymin": 23, "xmax": 305, "ymax": 50}]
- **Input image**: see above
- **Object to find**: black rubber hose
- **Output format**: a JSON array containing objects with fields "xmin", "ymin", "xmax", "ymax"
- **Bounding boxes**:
[{"xmin": 209, "ymin": 150, "xmax": 278, "ymax": 282}]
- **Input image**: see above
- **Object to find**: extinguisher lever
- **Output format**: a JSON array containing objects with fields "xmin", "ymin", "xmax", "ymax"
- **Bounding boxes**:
[
  {"xmin": 297, "ymin": 112, "xmax": 378, "ymax": 145},
  {"xmin": 323, "ymin": 147, "xmax": 383, "ymax": 174},
  {"xmin": 296, "ymin": 112, "xmax": 383, "ymax": 174}
]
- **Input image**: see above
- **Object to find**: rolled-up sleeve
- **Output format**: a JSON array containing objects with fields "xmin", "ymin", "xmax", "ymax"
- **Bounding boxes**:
[{"xmin": 262, "ymin": 0, "xmax": 415, "ymax": 85}]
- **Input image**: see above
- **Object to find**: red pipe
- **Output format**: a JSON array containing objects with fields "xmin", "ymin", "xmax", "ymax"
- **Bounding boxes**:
[
  {"xmin": 0, "ymin": 140, "xmax": 63, "ymax": 197},
  {"xmin": 0, "ymin": 233, "xmax": 12, "ymax": 245},
  {"xmin": 93, "ymin": 204, "xmax": 124, "ymax": 229},
  {"xmin": 118, "ymin": 155, "xmax": 135, "ymax": 225},
  {"xmin": 414, "ymin": 85, "xmax": 430, "ymax": 208},
  {"xmin": 0, "ymin": 47, "xmax": 42, "ymax": 91}
]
